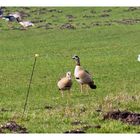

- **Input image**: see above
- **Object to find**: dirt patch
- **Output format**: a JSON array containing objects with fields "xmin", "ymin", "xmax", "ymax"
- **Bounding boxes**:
[
  {"xmin": 19, "ymin": 11, "xmax": 30, "ymax": 18},
  {"xmin": 128, "ymin": 7, "xmax": 138, "ymax": 12},
  {"xmin": 114, "ymin": 19, "xmax": 140, "ymax": 25},
  {"xmin": 66, "ymin": 15, "xmax": 75, "ymax": 22},
  {"xmin": 64, "ymin": 129, "xmax": 86, "ymax": 133},
  {"xmin": 60, "ymin": 23, "xmax": 76, "ymax": 29},
  {"xmin": 100, "ymin": 14, "xmax": 110, "ymax": 17},
  {"xmin": 64, "ymin": 124, "xmax": 101, "ymax": 133},
  {"xmin": 102, "ymin": 9, "xmax": 112, "ymax": 13},
  {"xmin": 0, "ymin": 121, "xmax": 28, "ymax": 133},
  {"xmin": 44, "ymin": 105, "xmax": 53, "ymax": 110},
  {"xmin": 32, "ymin": 19, "xmax": 46, "ymax": 24},
  {"xmin": 92, "ymin": 21, "xmax": 112, "ymax": 27},
  {"xmin": 90, "ymin": 10, "xmax": 96, "ymax": 14},
  {"xmin": 0, "ymin": 108, "xmax": 12, "ymax": 112},
  {"xmin": 83, "ymin": 15, "xmax": 95, "ymax": 18},
  {"xmin": 103, "ymin": 110, "xmax": 140, "ymax": 125},
  {"xmin": 37, "ymin": 23, "xmax": 53, "ymax": 30},
  {"xmin": 66, "ymin": 15, "xmax": 75, "ymax": 19},
  {"xmin": 47, "ymin": 8, "xmax": 63, "ymax": 13},
  {"xmin": 71, "ymin": 120, "xmax": 87, "ymax": 126}
]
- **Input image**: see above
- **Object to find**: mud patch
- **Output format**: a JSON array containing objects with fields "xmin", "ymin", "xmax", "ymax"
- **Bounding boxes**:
[
  {"xmin": 44, "ymin": 105, "xmax": 53, "ymax": 110},
  {"xmin": 64, "ymin": 124, "xmax": 101, "ymax": 133},
  {"xmin": 92, "ymin": 21, "xmax": 112, "ymax": 27},
  {"xmin": 71, "ymin": 120, "xmax": 87, "ymax": 126},
  {"xmin": 66, "ymin": 15, "xmax": 75, "ymax": 19},
  {"xmin": 114, "ymin": 19, "xmax": 140, "ymax": 25},
  {"xmin": 127, "ymin": 7, "xmax": 138, "ymax": 12},
  {"xmin": 64, "ymin": 129, "xmax": 86, "ymax": 133},
  {"xmin": 100, "ymin": 13, "xmax": 110, "ymax": 17},
  {"xmin": 102, "ymin": 9, "xmax": 112, "ymax": 13},
  {"xmin": 0, "ymin": 121, "xmax": 28, "ymax": 133},
  {"xmin": 60, "ymin": 23, "xmax": 76, "ymax": 29},
  {"xmin": 104, "ymin": 110, "xmax": 140, "ymax": 125},
  {"xmin": 83, "ymin": 15, "xmax": 95, "ymax": 18},
  {"xmin": 37, "ymin": 23, "xmax": 53, "ymax": 29},
  {"xmin": 0, "ymin": 108, "xmax": 12, "ymax": 112}
]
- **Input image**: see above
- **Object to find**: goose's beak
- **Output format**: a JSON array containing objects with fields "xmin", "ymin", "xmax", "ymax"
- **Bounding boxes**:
[{"xmin": 72, "ymin": 56, "xmax": 75, "ymax": 59}]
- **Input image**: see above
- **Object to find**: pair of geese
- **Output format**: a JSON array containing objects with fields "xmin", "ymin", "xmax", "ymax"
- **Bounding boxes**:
[{"xmin": 57, "ymin": 55, "xmax": 97, "ymax": 97}]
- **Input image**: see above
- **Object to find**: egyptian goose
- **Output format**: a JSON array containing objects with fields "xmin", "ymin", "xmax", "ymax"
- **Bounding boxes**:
[
  {"xmin": 16, "ymin": 17, "xmax": 34, "ymax": 29},
  {"xmin": 72, "ymin": 55, "xmax": 96, "ymax": 93},
  {"xmin": 57, "ymin": 71, "xmax": 72, "ymax": 97}
]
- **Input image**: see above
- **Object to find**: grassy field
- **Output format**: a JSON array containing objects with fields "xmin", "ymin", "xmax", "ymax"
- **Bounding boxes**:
[{"xmin": 0, "ymin": 7, "xmax": 140, "ymax": 133}]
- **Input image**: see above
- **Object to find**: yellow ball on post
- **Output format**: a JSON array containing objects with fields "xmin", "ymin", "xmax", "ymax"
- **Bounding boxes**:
[{"xmin": 35, "ymin": 54, "xmax": 39, "ymax": 57}]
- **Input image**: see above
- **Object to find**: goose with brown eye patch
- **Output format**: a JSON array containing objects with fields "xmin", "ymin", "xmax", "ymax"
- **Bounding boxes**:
[{"xmin": 72, "ymin": 55, "xmax": 96, "ymax": 93}]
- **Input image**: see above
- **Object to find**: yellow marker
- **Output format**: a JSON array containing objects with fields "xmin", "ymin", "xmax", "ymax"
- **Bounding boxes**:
[{"xmin": 35, "ymin": 54, "xmax": 39, "ymax": 57}]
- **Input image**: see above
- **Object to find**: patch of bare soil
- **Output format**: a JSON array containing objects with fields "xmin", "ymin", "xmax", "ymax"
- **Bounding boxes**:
[
  {"xmin": 104, "ymin": 110, "xmax": 140, "ymax": 125},
  {"xmin": 60, "ymin": 23, "xmax": 76, "ymax": 29},
  {"xmin": 66, "ymin": 15, "xmax": 75, "ymax": 19},
  {"xmin": 0, "ymin": 121, "xmax": 28, "ymax": 133},
  {"xmin": 127, "ymin": 7, "xmax": 138, "ymax": 12},
  {"xmin": 37, "ymin": 23, "xmax": 53, "ymax": 29},
  {"xmin": 64, "ymin": 123, "xmax": 101, "ymax": 133},
  {"xmin": 44, "ymin": 105, "xmax": 53, "ymax": 110},
  {"xmin": 102, "ymin": 9, "xmax": 112, "ymax": 13},
  {"xmin": 64, "ymin": 129, "xmax": 86, "ymax": 133},
  {"xmin": 0, "ymin": 108, "xmax": 12, "ymax": 112},
  {"xmin": 114, "ymin": 19, "xmax": 140, "ymax": 25},
  {"xmin": 92, "ymin": 22, "xmax": 112, "ymax": 27},
  {"xmin": 100, "ymin": 13, "xmax": 110, "ymax": 17},
  {"xmin": 83, "ymin": 15, "xmax": 95, "ymax": 18}
]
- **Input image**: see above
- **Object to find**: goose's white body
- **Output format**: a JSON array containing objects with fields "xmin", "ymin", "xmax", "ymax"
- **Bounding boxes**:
[
  {"xmin": 19, "ymin": 21, "xmax": 34, "ymax": 28},
  {"xmin": 74, "ymin": 65, "xmax": 92, "ymax": 84}
]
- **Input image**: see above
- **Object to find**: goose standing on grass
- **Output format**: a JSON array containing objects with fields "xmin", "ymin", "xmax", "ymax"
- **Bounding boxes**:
[
  {"xmin": 16, "ymin": 17, "xmax": 34, "ymax": 29},
  {"xmin": 72, "ymin": 55, "xmax": 96, "ymax": 93},
  {"xmin": 57, "ymin": 71, "xmax": 72, "ymax": 97}
]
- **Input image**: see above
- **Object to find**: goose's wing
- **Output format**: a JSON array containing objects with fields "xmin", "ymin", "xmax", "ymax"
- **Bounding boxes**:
[
  {"xmin": 57, "ymin": 77, "xmax": 72, "ymax": 89},
  {"xmin": 84, "ymin": 70, "xmax": 90, "ymax": 74}
]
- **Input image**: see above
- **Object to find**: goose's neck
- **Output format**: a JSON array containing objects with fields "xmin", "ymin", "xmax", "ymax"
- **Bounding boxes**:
[{"xmin": 76, "ymin": 60, "xmax": 80, "ymax": 66}]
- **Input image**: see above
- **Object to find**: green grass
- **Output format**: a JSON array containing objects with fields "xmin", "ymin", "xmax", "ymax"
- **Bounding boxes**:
[{"xmin": 0, "ymin": 7, "xmax": 140, "ymax": 133}]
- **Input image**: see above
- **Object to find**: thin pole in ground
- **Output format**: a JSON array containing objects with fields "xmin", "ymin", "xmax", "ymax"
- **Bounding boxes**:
[{"xmin": 22, "ymin": 54, "xmax": 39, "ymax": 116}]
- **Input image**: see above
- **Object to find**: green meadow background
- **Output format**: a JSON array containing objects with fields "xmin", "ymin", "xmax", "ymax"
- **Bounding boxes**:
[{"xmin": 0, "ymin": 7, "xmax": 140, "ymax": 133}]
